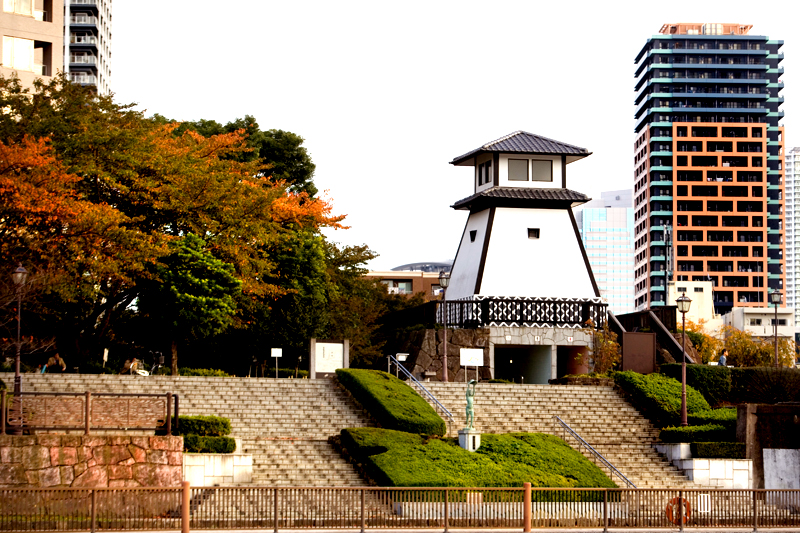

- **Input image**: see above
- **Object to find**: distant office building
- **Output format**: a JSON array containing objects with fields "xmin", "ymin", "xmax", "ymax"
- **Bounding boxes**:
[
  {"xmin": 633, "ymin": 23, "xmax": 785, "ymax": 314},
  {"xmin": 576, "ymin": 190, "xmax": 636, "ymax": 314},
  {"xmin": 1, "ymin": 0, "xmax": 64, "ymax": 88},
  {"xmin": 786, "ymin": 147, "xmax": 800, "ymax": 338},
  {"xmin": 64, "ymin": 0, "xmax": 111, "ymax": 94}
]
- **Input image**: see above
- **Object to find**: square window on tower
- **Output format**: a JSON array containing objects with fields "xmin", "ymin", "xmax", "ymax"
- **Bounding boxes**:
[{"xmin": 528, "ymin": 228, "xmax": 540, "ymax": 239}]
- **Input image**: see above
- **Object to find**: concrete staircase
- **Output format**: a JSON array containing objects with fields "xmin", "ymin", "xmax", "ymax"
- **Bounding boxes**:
[
  {"xmin": 414, "ymin": 381, "xmax": 699, "ymax": 489},
  {"xmin": 1, "ymin": 373, "xmax": 373, "ymax": 486}
]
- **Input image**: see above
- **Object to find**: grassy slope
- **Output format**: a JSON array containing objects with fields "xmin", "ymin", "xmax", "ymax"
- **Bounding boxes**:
[{"xmin": 342, "ymin": 427, "xmax": 616, "ymax": 488}]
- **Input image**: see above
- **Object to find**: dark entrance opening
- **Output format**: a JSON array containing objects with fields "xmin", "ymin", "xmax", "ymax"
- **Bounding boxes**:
[{"xmin": 493, "ymin": 346, "xmax": 551, "ymax": 384}]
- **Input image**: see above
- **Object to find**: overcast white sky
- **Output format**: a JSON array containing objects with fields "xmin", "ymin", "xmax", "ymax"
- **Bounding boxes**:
[{"xmin": 112, "ymin": 1, "xmax": 797, "ymax": 271}]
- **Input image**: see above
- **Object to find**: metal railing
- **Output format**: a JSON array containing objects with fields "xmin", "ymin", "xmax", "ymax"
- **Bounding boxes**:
[
  {"xmin": 438, "ymin": 296, "xmax": 607, "ymax": 329},
  {"xmin": 553, "ymin": 415, "xmax": 636, "ymax": 489},
  {"xmin": 0, "ymin": 390, "xmax": 178, "ymax": 435},
  {"xmin": 388, "ymin": 354, "xmax": 454, "ymax": 428},
  {"xmin": 3, "ymin": 485, "xmax": 800, "ymax": 531}
]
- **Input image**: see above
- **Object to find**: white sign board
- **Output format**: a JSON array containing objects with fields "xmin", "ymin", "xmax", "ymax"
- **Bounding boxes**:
[
  {"xmin": 315, "ymin": 342, "xmax": 344, "ymax": 373},
  {"xmin": 271, "ymin": 348, "xmax": 282, "ymax": 358},
  {"xmin": 460, "ymin": 348, "xmax": 483, "ymax": 367}
]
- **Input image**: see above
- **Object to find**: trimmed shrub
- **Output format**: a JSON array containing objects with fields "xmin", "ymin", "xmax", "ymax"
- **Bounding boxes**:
[
  {"xmin": 660, "ymin": 363, "xmax": 732, "ymax": 407},
  {"xmin": 341, "ymin": 427, "xmax": 614, "ymax": 488},
  {"xmin": 730, "ymin": 367, "xmax": 800, "ymax": 404},
  {"xmin": 175, "ymin": 415, "xmax": 231, "ymax": 436},
  {"xmin": 691, "ymin": 442, "xmax": 745, "ymax": 459},
  {"xmin": 183, "ymin": 435, "xmax": 236, "ymax": 453},
  {"xmin": 688, "ymin": 408, "xmax": 737, "ymax": 431},
  {"xmin": 613, "ymin": 371, "xmax": 709, "ymax": 427},
  {"xmin": 659, "ymin": 424, "xmax": 733, "ymax": 443},
  {"xmin": 179, "ymin": 367, "xmax": 231, "ymax": 377},
  {"xmin": 336, "ymin": 369, "xmax": 446, "ymax": 436}
]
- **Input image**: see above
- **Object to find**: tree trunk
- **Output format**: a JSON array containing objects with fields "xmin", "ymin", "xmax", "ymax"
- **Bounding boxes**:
[{"xmin": 171, "ymin": 338, "xmax": 178, "ymax": 376}]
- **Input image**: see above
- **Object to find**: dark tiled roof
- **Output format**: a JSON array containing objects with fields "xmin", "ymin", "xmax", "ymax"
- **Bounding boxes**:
[
  {"xmin": 451, "ymin": 131, "xmax": 590, "ymax": 165},
  {"xmin": 452, "ymin": 187, "xmax": 591, "ymax": 210}
]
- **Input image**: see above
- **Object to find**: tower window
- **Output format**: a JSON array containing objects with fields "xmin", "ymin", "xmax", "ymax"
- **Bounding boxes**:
[
  {"xmin": 528, "ymin": 228, "xmax": 540, "ymax": 239},
  {"xmin": 508, "ymin": 159, "xmax": 528, "ymax": 181},
  {"xmin": 470, "ymin": 230, "xmax": 477, "ymax": 242},
  {"xmin": 531, "ymin": 160, "xmax": 553, "ymax": 182}
]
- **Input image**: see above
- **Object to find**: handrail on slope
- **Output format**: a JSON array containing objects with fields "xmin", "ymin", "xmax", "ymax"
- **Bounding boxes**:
[
  {"xmin": 388, "ymin": 354, "xmax": 455, "ymax": 427},
  {"xmin": 553, "ymin": 415, "xmax": 636, "ymax": 489}
]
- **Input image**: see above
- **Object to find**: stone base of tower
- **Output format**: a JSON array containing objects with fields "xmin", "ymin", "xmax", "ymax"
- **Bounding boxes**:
[{"xmin": 399, "ymin": 326, "xmax": 592, "ymax": 384}]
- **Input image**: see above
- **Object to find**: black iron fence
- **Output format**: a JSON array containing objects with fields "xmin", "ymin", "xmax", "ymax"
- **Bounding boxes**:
[
  {"xmin": 2, "ymin": 485, "xmax": 800, "ymax": 531},
  {"xmin": 439, "ymin": 297, "xmax": 607, "ymax": 329}
]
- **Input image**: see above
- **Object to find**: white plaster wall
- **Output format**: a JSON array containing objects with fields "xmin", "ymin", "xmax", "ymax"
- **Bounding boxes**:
[
  {"xmin": 498, "ymin": 155, "xmax": 563, "ymax": 189},
  {"xmin": 183, "ymin": 453, "xmax": 253, "ymax": 486},
  {"xmin": 447, "ymin": 209, "xmax": 491, "ymax": 301},
  {"xmin": 478, "ymin": 208, "xmax": 596, "ymax": 298}
]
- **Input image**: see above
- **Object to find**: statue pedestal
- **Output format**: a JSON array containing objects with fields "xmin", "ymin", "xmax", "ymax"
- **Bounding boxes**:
[{"xmin": 458, "ymin": 429, "xmax": 481, "ymax": 452}]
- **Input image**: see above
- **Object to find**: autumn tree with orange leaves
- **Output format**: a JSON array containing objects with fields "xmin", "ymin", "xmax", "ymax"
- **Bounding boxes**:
[{"xmin": 0, "ymin": 74, "xmax": 352, "ymax": 373}]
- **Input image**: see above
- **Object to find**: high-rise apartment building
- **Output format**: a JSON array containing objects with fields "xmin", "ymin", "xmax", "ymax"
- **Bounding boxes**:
[
  {"xmin": 576, "ymin": 190, "xmax": 636, "ymax": 314},
  {"xmin": 63, "ymin": 0, "xmax": 111, "ymax": 94},
  {"xmin": 1, "ymin": 0, "xmax": 64, "ymax": 87},
  {"xmin": 633, "ymin": 23, "xmax": 785, "ymax": 315},
  {"xmin": 785, "ymin": 146, "xmax": 800, "ymax": 338}
]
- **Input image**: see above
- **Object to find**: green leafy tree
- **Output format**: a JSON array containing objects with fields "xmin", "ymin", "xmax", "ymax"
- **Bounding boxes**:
[{"xmin": 138, "ymin": 234, "xmax": 241, "ymax": 374}]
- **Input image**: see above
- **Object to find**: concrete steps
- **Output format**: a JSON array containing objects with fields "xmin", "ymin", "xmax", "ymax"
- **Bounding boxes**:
[
  {"xmin": 2, "ymin": 373, "xmax": 373, "ymax": 487},
  {"xmin": 415, "ymin": 382, "xmax": 700, "ymax": 489}
]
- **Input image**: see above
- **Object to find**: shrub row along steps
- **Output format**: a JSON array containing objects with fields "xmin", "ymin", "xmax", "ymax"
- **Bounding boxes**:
[
  {"xmin": 414, "ymin": 382, "xmax": 703, "ymax": 489},
  {"xmin": 2, "ymin": 373, "xmax": 373, "ymax": 487}
]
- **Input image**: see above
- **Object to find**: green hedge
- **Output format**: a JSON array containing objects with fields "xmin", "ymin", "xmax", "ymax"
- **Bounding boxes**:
[
  {"xmin": 336, "ymin": 369, "xmax": 446, "ymax": 436},
  {"xmin": 613, "ymin": 371, "xmax": 709, "ymax": 427},
  {"xmin": 660, "ymin": 364, "xmax": 731, "ymax": 407},
  {"xmin": 662, "ymin": 364, "xmax": 800, "ymax": 405},
  {"xmin": 179, "ymin": 367, "xmax": 231, "ymax": 377},
  {"xmin": 690, "ymin": 442, "xmax": 745, "ymax": 459},
  {"xmin": 175, "ymin": 415, "xmax": 231, "ymax": 436},
  {"xmin": 688, "ymin": 408, "xmax": 737, "ymax": 431},
  {"xmin": 341, "ymin": 427, "xmax": 615, "ymax": 488},
  {"xmin": 183, "ymin": 435, "xmax": 236, "ymax": 453},
  {"xmin": 659, "ymin": 424, "xmax": 734, "ymax": 443}
]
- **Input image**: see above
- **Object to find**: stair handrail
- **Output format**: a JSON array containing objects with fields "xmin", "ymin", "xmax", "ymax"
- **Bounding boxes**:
[
  {"xmin": 553, "ymin": 415, "xmax": 636, "ymax": 489},
  {"xmin": 389, "ymin": 354, "xmax": 455, "ymax": 426}
]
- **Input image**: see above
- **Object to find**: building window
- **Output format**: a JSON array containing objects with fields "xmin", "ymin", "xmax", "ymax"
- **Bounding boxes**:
[
  {"xmin": 749, "ymin": 318, "xmax": 762, "ymax": 326},
  {"xmin": 381, "ymin": 280, "xmax": 413, "ymax": 295},
  {"xmin": 770, "ymin": 319, "xmax": 787, "ymax": 326},
  {"xmin": 528, "ymin": 228, "xmax": 540, "ymax": 239},
  {"xmin": 2, "ymin": 36, "xmax": 34, "ymax": 72},
  {"xmin": 478, "ymin": 161, "xmax": 492, "ymax": 185},
  {"xmin": 470, "ymin": 230, "xmax": 477, "ymax": 242},
  {"xmin": 3, "ymin": 0, "xmax": 33, "ymax": 16},
  {"xmin": 694, "ymin": 287, "xmax": 704, "ymax": 292},
  {"xmin": 677, "ymin": 287, "xmax": 687, "ymax": 293},
  {"xmin": 508, "ymin": 159, "xmax": 528, "ymax": 181},
  {"xmin": 531, "ymin": 160, "xmax": 553, "ymax": 182}
]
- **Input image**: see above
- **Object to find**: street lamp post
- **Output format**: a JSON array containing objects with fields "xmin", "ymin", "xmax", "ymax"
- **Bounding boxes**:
[
  {"xmin": 11, "ymin": 264, "xmax": 28, "ymax": 435},
  {"xmin": 770, "ymin": 289, "xmax": 783, "ymax": 368},
  {"xmin": 676, "ymin": 292, "xmax": 692, "ymax": 427},
  {"xmin": 439, "ymin": 270, "xmax": 450, "ymax": 383}
]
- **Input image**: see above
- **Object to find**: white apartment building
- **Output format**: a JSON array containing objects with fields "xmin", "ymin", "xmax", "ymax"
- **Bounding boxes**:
[
  {"xmin": 786, "ymin": 146, "xmax": 800, "ymax": 340},
  {"xmin": 63, "ymin": 0, "xmax": 111, "ymax": 94}
]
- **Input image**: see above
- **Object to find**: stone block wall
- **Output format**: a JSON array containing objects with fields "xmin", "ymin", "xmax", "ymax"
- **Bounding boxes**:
[
  {"xmin": 656, "ymin": 443, "xmax": 753, "ymax": 489},
  {"xmin": 0, "ymin": 435, "xmax": 183, "ymax": 488},
  {"xmin": 401, "ymin": 328, "xmax": 492, "ymax": 382}
]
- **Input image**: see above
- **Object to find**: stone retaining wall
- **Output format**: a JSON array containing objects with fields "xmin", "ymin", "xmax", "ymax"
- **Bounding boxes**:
[{"xmin": 0, "ymin": 435, "xmax": 183, "ymax": 488}]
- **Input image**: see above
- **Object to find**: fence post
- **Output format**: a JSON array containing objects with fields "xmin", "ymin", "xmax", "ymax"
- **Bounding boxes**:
[
  {"xmin": 523, "ymin": 482, "xmax": 531, "ymax": 533},
  {"xmin": 90, "ymin": 489, "xmax": 97, "ymax": 533},
  {"xmin": 753, "ymin": 489, "xmax": 758, "ymax": 532},
  {"xmin": 603, "ymin": 489, "xmax": 608, "ymax": 533},
  {"xmin": 274, "ymin": 488, "xmax": 279, "ymax": 533},
  {"xmin": 679, "ymin": 489, "xmax": 684, "ymax": 532},
  {"xmin": 181, "ymin": 481, "xmax": 190, "ymax": 533},
  {"xmin": 1, "ymin": 390, "xmax": 5, "ymax": 435},
  {"xmin": 84, "ymin": 392, "xmax": 91, "ymax": 435},
  {"xmin": 175, "ymin": 394, "xmax": 179, "ymax": 432},
  {"xmin": 444, "ymin": 488, "xmax": 449, "ymax": 533},
  {"xmin": 360, "ymin": 488, "xmax": 366, "ymax": 533},
  {"xmin": 166, "ymin": 393, "xmax": 172, "ymax": 436}
]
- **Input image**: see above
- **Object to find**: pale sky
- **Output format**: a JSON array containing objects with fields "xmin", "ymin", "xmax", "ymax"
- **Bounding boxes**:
[{"xmin": 112, "ymin": 1, "xmax": 798, "ymax": 271}]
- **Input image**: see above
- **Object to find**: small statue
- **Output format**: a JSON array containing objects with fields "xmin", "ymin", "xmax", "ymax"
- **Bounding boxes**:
[{"xmin": 465, "ymin": 379, "xmax": 477, "ymax": 430}]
